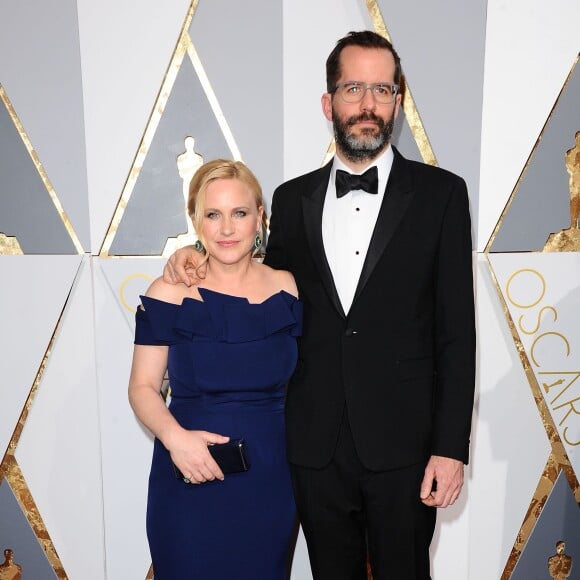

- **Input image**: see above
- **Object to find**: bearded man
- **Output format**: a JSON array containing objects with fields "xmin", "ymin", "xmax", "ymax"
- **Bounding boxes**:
[{"xmin": 165, "ymin": 30, "xmax": 476, "ymax": 580}]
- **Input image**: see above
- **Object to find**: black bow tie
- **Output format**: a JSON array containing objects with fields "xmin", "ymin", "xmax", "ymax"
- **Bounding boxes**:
[{"xmin": 335, "ymin": 166, "xmax": 379, "ymax": 198}]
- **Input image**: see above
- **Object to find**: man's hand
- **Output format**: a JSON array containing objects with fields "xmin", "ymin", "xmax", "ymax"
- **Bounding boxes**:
[
  {"xmin": 162, "ymin": 245, "xmax": 199, "ymax": 286},
  {"xmin": 420, "ymin": 455, "xmax": 464, "ymax": 508}
]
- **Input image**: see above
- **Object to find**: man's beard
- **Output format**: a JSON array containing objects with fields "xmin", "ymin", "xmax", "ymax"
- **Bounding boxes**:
[{"xmin": 332, "ymin": 110, "xmax": 394, "ymax": 164}]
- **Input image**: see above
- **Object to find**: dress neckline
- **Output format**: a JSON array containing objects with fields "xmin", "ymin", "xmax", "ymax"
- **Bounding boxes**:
[
  {"xmin": 141, "ymin": 289, "xmax": 296, "ymax": 308},
  {"xmin": 191, "ymin": 287, "xmax": 295, "ymax": 306}
]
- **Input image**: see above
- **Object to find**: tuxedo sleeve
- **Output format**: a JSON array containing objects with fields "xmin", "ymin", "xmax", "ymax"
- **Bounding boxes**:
[
  {"xmin": 431, "ymin": 176, "xmax": 476, "ymax": 464},
  {"xmin": 264, "ymin": 187, "xmax": 290, "ymax": 271}
]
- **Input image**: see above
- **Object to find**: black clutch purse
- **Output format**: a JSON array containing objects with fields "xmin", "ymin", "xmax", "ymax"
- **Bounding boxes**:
[
  {"xmin": 209, "ymin": 438, "xmax": 249, "ymax": 473},
  {"xmin": 174, "ymin": 439, "xmax": 249, "ymax": 484}
]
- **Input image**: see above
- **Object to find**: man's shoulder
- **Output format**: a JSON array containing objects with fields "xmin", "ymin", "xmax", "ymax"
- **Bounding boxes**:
[
  {"xmin": 395, "ymin": 148, "xmax": 465, "ymax": 187},
  {"xmin": 410, "ymin": 159, "xmax": 464, "ymax": 184},
  {"xmin": 273, "ymin": 162, "xmax": 332, "ymax": 196}
]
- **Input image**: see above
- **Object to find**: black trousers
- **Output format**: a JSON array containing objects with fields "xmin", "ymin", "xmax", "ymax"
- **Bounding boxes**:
[{"xmin": 290, "ymin": 412, "xmax": 436, "ymax": 580}]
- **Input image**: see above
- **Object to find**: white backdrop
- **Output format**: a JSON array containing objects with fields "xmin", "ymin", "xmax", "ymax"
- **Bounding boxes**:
[{"xmin": 1, "ymin": 0, "xmax": 579, "ymax": 578}]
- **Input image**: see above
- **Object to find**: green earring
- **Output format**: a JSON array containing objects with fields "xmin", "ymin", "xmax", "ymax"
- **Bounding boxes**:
[
  {"xmin": 194, "ymin": 239, "xmax": 205, "ymax": 253},
  {"xmin": 253, "ymin": 233, "xmax": 263, "ymax": 251}
]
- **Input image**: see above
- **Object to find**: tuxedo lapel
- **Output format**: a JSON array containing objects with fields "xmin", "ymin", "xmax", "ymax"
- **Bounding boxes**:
[
  {"xmin": 352, "ymin": 149, "xmax": 415, "ymax": 305},
  {"xmin": 302, "ymin": 163, "xmax": 346, "ymax": 318}
]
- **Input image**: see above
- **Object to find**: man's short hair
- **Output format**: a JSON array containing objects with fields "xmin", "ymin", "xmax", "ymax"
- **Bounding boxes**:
[{"xmin": 326, "ymin": 30, "xmax": 403, "ymax": 95}]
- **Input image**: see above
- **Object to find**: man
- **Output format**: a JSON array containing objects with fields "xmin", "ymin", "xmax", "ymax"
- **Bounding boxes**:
[{"xmin": 165, "ymin": 30, "xmax": 476, "ymax": 579}]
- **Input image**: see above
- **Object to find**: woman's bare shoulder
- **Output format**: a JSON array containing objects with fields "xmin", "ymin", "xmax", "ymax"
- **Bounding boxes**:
[
  {"xmin": 144, "ymin": 276, "xmax": 195, "ymax": 304},
  {"xmin": 256, "ymin": 263, "xmax": 298, "ymax": 298}
]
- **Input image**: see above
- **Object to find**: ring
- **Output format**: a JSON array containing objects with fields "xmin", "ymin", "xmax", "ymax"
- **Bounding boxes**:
[{"xmin": 183, "ymin": 474, "xmax": 192, "ymax": 484}]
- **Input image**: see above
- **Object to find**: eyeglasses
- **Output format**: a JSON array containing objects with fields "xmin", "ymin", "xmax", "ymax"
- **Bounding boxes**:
[{"xmin": 331, "ymin": 82, "xmax": 399, "ymax": 104}]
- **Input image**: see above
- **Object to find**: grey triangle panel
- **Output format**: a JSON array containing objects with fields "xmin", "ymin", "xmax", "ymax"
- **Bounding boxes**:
[
  {"xmin": 189, "ymin": 0, "xmax": 283, "ymax": 205},
  {"xmin": 491, "ymin": 64, "xmax": 580, "ymax": 252},
  {"xmin": 0, "ymin": 478, "xmax": 58, "ymax": 577},
  {"xmin": 110, "ymin": 55, "xmax": 232, "ymax": 255},
  {"xmin": 511, "ymin": 471, "xmax": 580, "ymax": 579},
  {"xmin": 0, "ymin": 103, "xmax": 77, "ymax": 254}
]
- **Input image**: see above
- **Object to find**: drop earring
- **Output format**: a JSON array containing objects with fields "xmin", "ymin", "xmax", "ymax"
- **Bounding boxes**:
[{"xmin": 194, "ymin": 239, "xmax": 205, "ymax": 253}]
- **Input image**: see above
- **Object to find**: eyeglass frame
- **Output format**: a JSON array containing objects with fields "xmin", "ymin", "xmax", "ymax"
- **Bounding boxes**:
[{"xmin": 330, "ymin": 81, "xmax": 400, "ymax": 104}]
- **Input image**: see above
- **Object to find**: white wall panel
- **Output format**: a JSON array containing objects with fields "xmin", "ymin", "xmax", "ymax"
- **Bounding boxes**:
[
  {"xmin": 469, "ymin": 256, "xmax": 552, "ymax": 578},
  {"xmin": 0, "ymin": 256, "xmax": 82, "ymax": 460},
  {"xmin": 92, "ymin": 257, "xmax": 163, "ymax": 579},
  {"xmin": 430, "ymin": 488, "xmax": 471, "ymax": 579},
  {"xmin": 15, "ymin": 257, "xmax": 104, "ymax": 579}
]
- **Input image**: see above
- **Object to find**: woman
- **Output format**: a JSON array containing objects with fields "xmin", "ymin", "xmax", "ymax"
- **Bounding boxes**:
[{"xmin": 129, "ymin": 159, "xmax": 301, "ymax": 579}]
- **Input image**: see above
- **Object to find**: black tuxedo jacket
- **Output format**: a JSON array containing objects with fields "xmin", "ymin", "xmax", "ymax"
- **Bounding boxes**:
[{"xmin": 265, "ymin": 147, "xmax": 476, "ymax": 471}]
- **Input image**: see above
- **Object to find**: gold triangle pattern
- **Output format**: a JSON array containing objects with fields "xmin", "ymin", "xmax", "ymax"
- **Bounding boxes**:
[
  {"xmin": 500, "ymin": 452, "xmax": 574, "ymax": 579},
  {"xmin": 485, "ymin": 55, "xmax": 579, "ymax": 254},
  {"xmin": 475, "ymin": 52, "xmax": 580, "ymax": 578},
  {"xmin": 485, "ymin": 252, "xmax": 579, "ymax": 575},
  {"xmin": 0, "ymin": 276, "xmax": 76, "ymax": 578},
  {"xmin": 487, "ymin": 254, "xmax": 579, "ymax": 576},
  {"xmin": 99, "ymin": 0, "xmax": 241, "ymax": 258},
  {"xmin": 1, "ymin": 457, "xmax": 66, "ymax": 578}
]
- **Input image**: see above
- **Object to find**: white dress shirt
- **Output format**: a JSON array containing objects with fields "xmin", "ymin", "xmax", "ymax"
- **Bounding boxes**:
[{"xmin": 322, "ymin": 146, "xmax": 394, "ymax": 314}]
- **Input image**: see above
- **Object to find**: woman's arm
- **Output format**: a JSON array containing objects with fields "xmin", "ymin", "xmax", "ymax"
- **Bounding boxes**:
[{"xmin": 128, "ymin": 316, "xmax": 229, "ymax": 483}]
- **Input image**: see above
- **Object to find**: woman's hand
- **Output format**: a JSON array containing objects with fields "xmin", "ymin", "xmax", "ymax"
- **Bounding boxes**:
[
  {"xmin": 163, "ymin": 245, "xmax": 200, "ymax": 287},
  {"xmin": 169, "ymin": 429, "xmax": 230, "ymax": 483}
]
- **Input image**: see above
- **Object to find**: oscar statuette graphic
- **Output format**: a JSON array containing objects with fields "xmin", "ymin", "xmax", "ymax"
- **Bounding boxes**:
[
  {"xmin": 0, "ymin": 549, "xmax": 22, "ymax": 580},
  {"xmin": 548, "ymin": 540, "xmax": 573, "ymax": 579},
  {"xmin": 544, "ymin": 131, "xmax": 580, "ymax": 252},
  {"xmin": 162, "ymin": 136, "xmax": 204, "ymax": 256}
]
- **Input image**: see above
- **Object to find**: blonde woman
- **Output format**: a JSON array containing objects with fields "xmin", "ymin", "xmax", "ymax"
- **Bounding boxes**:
[{"xmin": 129, "ymin": 160, "xmax": 301, "ymax": 579}]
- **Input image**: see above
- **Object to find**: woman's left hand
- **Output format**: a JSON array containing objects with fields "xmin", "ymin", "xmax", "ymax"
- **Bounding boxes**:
[{"xmin": 169, "ymin": 429, "xmax": 229, "ymax": 483}]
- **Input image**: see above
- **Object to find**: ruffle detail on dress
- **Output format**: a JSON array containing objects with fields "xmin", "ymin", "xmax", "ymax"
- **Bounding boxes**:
[
  {"xmin": 135, "ymin": 298, "xmax": 181, "ymax": 345},
  {"xmin": 137, "ymin": 290, "xmax": 302, "ymax": 345}
]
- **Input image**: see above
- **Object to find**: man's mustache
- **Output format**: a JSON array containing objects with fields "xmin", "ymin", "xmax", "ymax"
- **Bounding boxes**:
[{"xmin": 345, "ymin": 112, "xmax": 384, "ymax": 127}]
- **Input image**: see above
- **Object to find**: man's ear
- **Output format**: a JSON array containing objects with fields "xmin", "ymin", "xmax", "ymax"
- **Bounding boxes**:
[
  {"xmin": 321, "ymin": 93, "xmax": 333, "ymax": 122},
  {"xmin": 393, "ymin": 93, "xmax": 402, "ymax": 119}
]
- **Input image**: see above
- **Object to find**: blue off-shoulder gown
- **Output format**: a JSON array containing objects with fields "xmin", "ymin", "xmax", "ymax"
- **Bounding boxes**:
[{"xmin": 134, "ymin": 288, "xmax": 302, "ymax": 580}]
